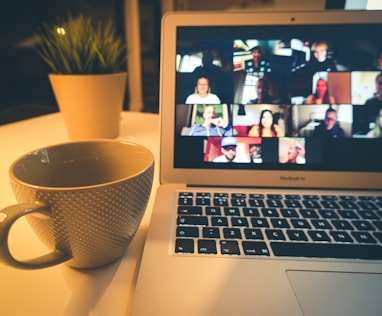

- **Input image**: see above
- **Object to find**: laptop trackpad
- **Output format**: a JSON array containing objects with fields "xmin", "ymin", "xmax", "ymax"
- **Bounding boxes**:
[{"xmin": 286, "ymin": 270, "xmax": 382, "ymax": 316}]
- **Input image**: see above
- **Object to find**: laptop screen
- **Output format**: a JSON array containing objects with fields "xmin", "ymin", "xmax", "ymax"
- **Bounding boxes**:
[{"xmin": 173, "ymin": 20, "xmax": 382, "ymax": 173}]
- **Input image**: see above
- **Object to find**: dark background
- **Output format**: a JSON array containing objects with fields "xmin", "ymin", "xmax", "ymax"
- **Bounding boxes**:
[{"xmin": 0, "ymin": 0, "xmax": 161, "ymax": 124}]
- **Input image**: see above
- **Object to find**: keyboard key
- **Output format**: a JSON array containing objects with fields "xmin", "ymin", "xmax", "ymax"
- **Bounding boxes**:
[
  {"xmin": 202, "ymin": 227, "xmax": 220, "ymax": 239},
  {"xmin": 299, "ymin": 209, "xmax": 319, "ymax": 218},
  {"xmin": 339, "ymin": 210, "xmax": 359, "ymax": 219},
  {"xmin": 178, "ymin": 206, "xmax": 203, "ymax": 215},
  {"xmin": 266, "ymin": 199, "xmax": 283, "ymax": 208},
  {"xmin": 271, "ymin": 242, "xmax": 382, "ymax": 259},
  {"xmin": 224, "ymin": 207, "xmax": 240, "ymax": 216},
  {"xmin": 211, "ymin": 216, "xmax": 228, "ymax": 227},
  {"xmin": 198, "ymin": 239, "xmax": 217, "ymax": 254},
  {"xmin": 220, "ymin": 240, "xmax": 240, "ymax": 255},
  {"xmin": 358, "ymin": 196, "xmax": 376, "ymax": 201},
  {"xmin": 231, "ymin": 217, "xmax": 249, "ymax": 227},
  {"xmin": 352, "ymin": 220, "xmax": 375, "ymax": 231},
  {"xmin": 232, "ymin": 193, "xmax": 247, "ymax": 199},
  {"xmin": 330, "ymin": 231, "xmax": 353, "ymax": 243},
  {"xmin": 321, "ymin": 200, "xmax": 340, "ymax": 209},
  {"xmin": 175, "ymin": 238, "xmax": 194, "ymax": 253},
  {"xmin": 196, "ymin": 193, "xmax": 210, "ymax": 198},
  {"xmin": 266, "ymin": 229, "xmax": 286, "ymax": 241},
  {"xmin": 284, "ymin": 200, "xmax": 302, "ymax": 208},
  {"xmin": 303, "ymin": 195, "xmax": 319, "ymax": 200},
  {"xmin": 249, "ymin": 194, "xmax": 265, "ymax": 199},
  {"xmin": 357, "ymin": 201, "xmax": 377, "ymax": 210},
  {"xmin": 351, "ymin": 232, "xmax": 377, "ymax": 244},
  {"xmin": 308, "ymin": 230, "xmax": 331, "ymax": 242},
  {"xmin": 280, "ymin": 208, "xmax": 299, "ymax": 218},
  {"xmin": 267, "ymin": 194, "xmax": 282, "ymax": 199},
  {"xmin": 339, "ymin": 201, "xmax": 358, "ymax": 209},
  {"xmin": 302, "ymin": 200, "xmax": 321, "ymax": 209},
  {"xmin": 231, "ymin": 199, "xmax": 247, "ymax": 207},
  {"xmin": 214, "ymin": 194, "xmax": 229, "ymax": 206},
  {"xmin": 322, "ymin": 195, "xmax": 338, "ymax": 200},
  {"xmin": 248, "ymin": 199, "xmax": 265, "ymax": 207},
  {"xmin": 196, "ymin": 197, "xmax": 211, "ymax": 206},
  {"xmin": 271, "ymin": 218, "xmax": 290, "ymax": 228},
  {"xmin": 178, "ymin": 196, "xmax": 193, "ymax": 205},
  {"xmin": 285, "ymin": 194, "xmax": 301, "ymax": 200},
  {"xmin": 223, "ymin": 228, "xmax": 242, "ymax": 239},
  {"xmin": 340, "ymin": 195, "xmax": 356, "ymax": 201},
  {"xmin": 311, "ymin": 219, "xmax": 332, "ymax": 230},
  {"xmin": 332, "ymin": 220, "xmax": 354, "ymax": 230},
  {"xmin": 319, "ymin": 209, "xmax": 339, "ymax": 219},
  {"xmin": 287, "ymin": 230, "xmax": 308, "ymax": 241},
  {"xmin": 291, "ymin": 219, "xmax": 311, "ymax": 229},
  {"xmin": 251, "ymin": 217, "xmax": 269, "ymax": 228},
  {"xmin": 205, "ymin": 206, "xmax": 221, "ymax": 216},
  {"xmin": 261, "ymin": 208, "xmax": 279, "ymax": 217},
  {"xmin": 359, "ymin": 211, "xmax": 379, "ymax": 220},
  {"xmin": 177, "ymin": 215, "xmax": 208, "ymax": 226},
  {"xmin": 242, "ymin": 241, "xmax": 270, "ymax": 256},
  {"xmin": 244, "ymin": 228, "xmax": 264, "ymax": 240},
  {"xmin": 214, "ymin": 193, "xmax": 229, "ymax": 198},
  {"xmin": 243, "ymin": 207, "xmax": 259, "ymax": 217},
  {"xmin": 177, "ymin": 226, "xmax": 199, "ymax": 238},
  {"xmin": 214, "ymin": 199, "xmax": 229, "ymax": 206}
]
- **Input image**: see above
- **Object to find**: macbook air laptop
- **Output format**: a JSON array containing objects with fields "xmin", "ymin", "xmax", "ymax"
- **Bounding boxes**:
[{"xmin": 131, "ymin": 10, "xmax": 382, "ymax": 316}]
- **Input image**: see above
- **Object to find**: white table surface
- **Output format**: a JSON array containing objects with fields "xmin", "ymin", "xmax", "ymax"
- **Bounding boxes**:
[{"xmin": 0, "ymin": 111, "xmax": 160, "ymax": 316}]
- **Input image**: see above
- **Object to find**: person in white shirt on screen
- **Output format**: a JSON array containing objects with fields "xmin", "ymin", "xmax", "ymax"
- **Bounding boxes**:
[{"xmin": 185, "ymin": 77, "xmax": 221, "ymax": 104}]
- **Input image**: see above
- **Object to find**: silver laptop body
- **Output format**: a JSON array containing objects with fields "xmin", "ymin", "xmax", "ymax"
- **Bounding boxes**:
[{"xmin": 131, "ymin": 10, "xmax": 382, "ymax": 316}]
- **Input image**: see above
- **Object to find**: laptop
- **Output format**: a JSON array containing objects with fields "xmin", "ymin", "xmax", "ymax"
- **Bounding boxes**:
[{"xmin": 131, "ymin": 10, "xmax": 382, "ymax": 316}]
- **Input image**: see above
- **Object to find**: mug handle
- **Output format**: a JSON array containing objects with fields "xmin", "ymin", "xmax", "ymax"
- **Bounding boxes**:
[{"xmin": 0, "ymin": 203, "xmax": 72, "ymax": 269}]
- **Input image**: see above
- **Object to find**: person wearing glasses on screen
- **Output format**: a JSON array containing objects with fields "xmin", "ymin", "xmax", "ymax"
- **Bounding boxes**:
[
  {"xmin": 312, "ymin": 107, "xmax": 346, "ymax": 138},
  {"xmin": 185, "ymin": 77, "xmax": 221, "ymax": 104}
]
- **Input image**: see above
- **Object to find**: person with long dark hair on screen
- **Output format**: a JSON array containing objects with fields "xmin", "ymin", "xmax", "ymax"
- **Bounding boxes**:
[
  {"xmin": 305, "ymin": 78, "xmax": 336, "ymax": 104},
  {"xmin": 248, "ymin": 109, "xmax": 284, "ymax": 137}
]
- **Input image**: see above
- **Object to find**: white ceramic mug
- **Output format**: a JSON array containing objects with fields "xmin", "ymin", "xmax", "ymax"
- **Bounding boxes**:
[{"xmin": 0, "ymin": 140, "xmax": 154, "ymax": 269}]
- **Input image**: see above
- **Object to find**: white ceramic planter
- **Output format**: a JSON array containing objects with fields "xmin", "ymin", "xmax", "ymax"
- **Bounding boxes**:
[{"xmin": 49, "ymin": 73, "xmax": 127, "ymax": 140}]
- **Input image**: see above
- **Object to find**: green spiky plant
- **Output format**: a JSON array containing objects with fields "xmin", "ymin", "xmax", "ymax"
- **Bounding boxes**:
[{"xmin": 35, "ymin": 14, "xmax": 127, "ymax": 74}]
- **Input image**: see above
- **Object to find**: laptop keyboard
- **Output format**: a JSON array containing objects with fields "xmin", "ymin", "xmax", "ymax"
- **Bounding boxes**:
[{"xmin": 175, "ymin": 191, "xmax": 382, "ymax": 260}]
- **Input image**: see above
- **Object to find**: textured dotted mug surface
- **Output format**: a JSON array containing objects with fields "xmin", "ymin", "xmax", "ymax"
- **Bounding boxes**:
[{"xmin": 0, "ymin": 140, "xmax": 154, "ymax": 269}]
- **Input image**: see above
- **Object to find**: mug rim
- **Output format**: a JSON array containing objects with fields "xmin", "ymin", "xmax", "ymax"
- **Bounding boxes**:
[{"xmin": 8, "ymin": 139, "xmax": 154, "ymax": 191}]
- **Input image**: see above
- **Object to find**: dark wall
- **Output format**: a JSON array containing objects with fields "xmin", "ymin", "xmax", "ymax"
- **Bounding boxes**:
[{"xmin": 0, "ymin": 0, "xmax": 162, "ymax": 121}]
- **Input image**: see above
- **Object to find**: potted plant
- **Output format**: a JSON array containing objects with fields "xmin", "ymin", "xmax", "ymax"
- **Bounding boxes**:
[{"xmin": 35, "ymin": 14, "xmax": 127, "ymax": 140}]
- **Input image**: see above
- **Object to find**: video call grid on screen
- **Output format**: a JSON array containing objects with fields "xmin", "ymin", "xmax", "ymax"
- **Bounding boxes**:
[{"xmin": 173, "ymin": 24, "xmax": 382, "ymax": 172}]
